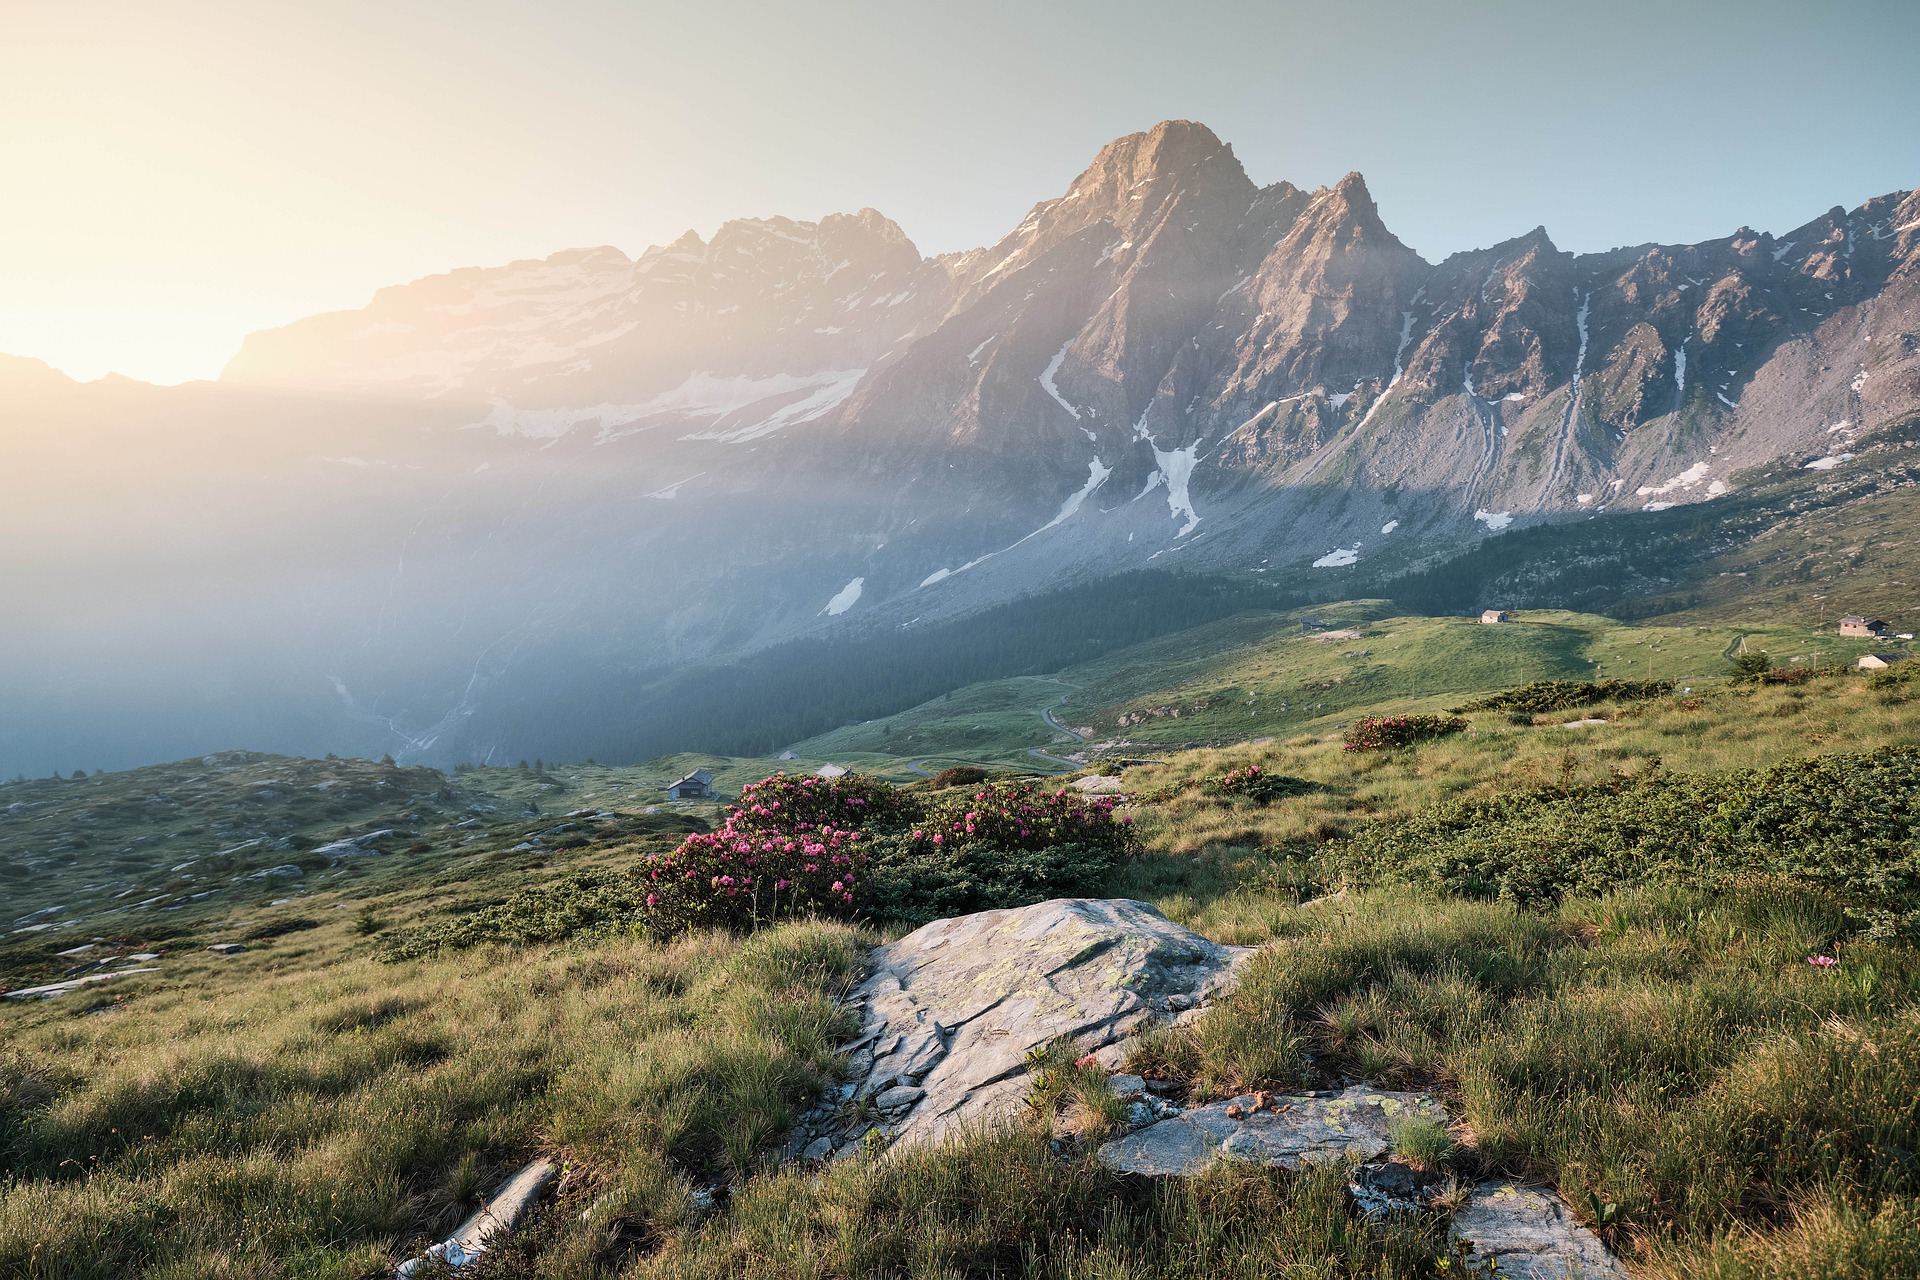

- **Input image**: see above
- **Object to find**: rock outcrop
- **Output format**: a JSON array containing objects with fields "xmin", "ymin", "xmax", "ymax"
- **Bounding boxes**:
[
  {"xmin": 1451, "ymin": 1181, "xmax": 1628, "ymax": 1280},
  {"xmin": 787, "ymin": 898, "xmax": 1627, "ymax": 1280},
  {"xmin": 784, "ymin": 898, "xmax": 1248, "ymax": 1160},
  {"xmin": 1096, "ymin": 1085, "xmax": 1448, "ymax": 1177}
]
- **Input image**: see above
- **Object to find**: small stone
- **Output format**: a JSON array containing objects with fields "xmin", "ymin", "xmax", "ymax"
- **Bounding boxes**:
[
  {"xmin": 875, "ymin": 1085, "xmax": 925, "ymax": 1111},
  {"xmin": 1108, "ymin": 1074, "xmax": 1148, "ymax": 1098},
  {"xmin": 1225, "ymin": 1104, "xmax": 1246, "ymax": 1119},
  {"xmin": 801, "ymin": 1136, "xmax": 834, "ymax": 1161},
  {"xmin": 206, "ymin": 942, "xmax": 246, "ymax": 955}
]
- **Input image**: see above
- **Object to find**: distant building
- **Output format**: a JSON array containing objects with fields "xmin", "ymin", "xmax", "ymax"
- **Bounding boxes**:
[
  {"xmin": 1481, "ymin": 609, "xmax": 1510, "ymax": 624},
  {"xmin": 666, "ymin": 768, "xmax": 715, "ymax": 800},
  {"xmin": 1858, "ymin": 654, "xmax": 1909, "ymax": 670},
  {"xmin": 1839, "ymin": 616, "xmax": 1889, "ymax": 637},
  {"xmin": 1300, "ymin": 616, "xmax": 1325, "ymax": 632}
]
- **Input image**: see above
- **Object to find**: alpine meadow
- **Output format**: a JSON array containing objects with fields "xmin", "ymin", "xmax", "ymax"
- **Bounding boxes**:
[{"xmin": 6, "ymin": 4, "xmax": 1920, "ymax": 1278}]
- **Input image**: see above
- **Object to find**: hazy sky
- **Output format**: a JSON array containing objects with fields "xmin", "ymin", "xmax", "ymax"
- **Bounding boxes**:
[{"xmin": 6, "ymin": 0, "xmax": 1917, "ymax": 384}]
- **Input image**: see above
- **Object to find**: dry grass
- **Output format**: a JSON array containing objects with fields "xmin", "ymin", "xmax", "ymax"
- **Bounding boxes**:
[
  {"xmin": 1122, "ymin": 668, "xmax": 1916, "ymax": 857},
  {"xmin": 0, "ymin": 922, "xmax": 864, "ymax": 1278}
]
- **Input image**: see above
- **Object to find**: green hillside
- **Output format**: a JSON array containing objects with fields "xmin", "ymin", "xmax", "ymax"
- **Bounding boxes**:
[{"xmin": 790, "ymin": 605, "xmax": 1896, "ymax": 763}]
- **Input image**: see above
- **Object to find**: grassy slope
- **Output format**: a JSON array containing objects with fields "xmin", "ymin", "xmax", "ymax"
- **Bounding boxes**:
[
  {"xmin": 790, "ymin": 604, "xmax": 1897, "ymax": 764},
  {"xmin": 5, "ymin": 667, "xmax": 1919, "ymax": 1276}
]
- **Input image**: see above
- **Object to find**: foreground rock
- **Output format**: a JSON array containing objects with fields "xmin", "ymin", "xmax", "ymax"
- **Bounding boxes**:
[
  {"xmin": 1097, "ymin": 1086, "xmax": 1447, "ymax": 1176},
  {"xmin": 1451, "ymin": 1182, "xmax": 1627, "ymax": 1279},
  {"xmin": 786, "ymin": 899, "xmax": 1249, "ymax": 1160},
  {"xmin": 396, "ymin": 1157, "xmax": 557, "ymax": 1276}
]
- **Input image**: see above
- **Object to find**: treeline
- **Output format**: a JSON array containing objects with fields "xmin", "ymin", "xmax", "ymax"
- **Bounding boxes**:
[{"xmin": 465, "ymin": 571, "xmax": 1303, "ymax": 764}]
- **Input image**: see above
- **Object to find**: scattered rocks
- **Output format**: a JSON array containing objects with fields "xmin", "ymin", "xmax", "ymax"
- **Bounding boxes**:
[
  {"xmin": 395, "ymin": 1157, "xmax": 558, "ymax": 1276},
  {"xmin": 784, "ymin": 899, "xmax": 1248, "ymax": 1162},
  {"xmin": 1070, "ymin": 775, "xmax": 1126, "ymax": 795},
  {"xmin": 207, "ymin": 942, "xmax": 247, "ymax": 955},
  {"xmin": 313, "ymin": 831, "xmax": 395, "ymax": 864},
  {"xmin": 1348, "ymin": 1160, "xmax": 1445, "ymax": 1216},
  {"xmin": 11, "ymin": 904, "xmax": 64, "ymax": 928},
  {"xmin": 245, "ymin": 864, "xmax": 306, "ymax": 880},
  {"xmin": 1098, "ymin": 1086, "xmax": 1447, "ymax": 1176},
  {"xmin": 1451, "ymin": 1182, "xmax": 1627, "ymax": 1279},
  {"xmin": 5, "ymin": 967, "xmax": 159, "ymax": 1000}
]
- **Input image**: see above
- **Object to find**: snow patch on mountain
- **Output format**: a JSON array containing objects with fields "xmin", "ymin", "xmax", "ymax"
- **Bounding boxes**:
[
  {"xmin": 643, "ymin": 473, "xmax": 704, "ymax": 500},
  {"xmin": 474, "ymin": 400, "xmax": 657, "ymax": 439},
  {"xmin": 1637, "ymin": 462, "xmax": 1713, "ymax": 497},
  {"xmin": 1150, "ymin": 441, "xmax": 1203, "ymax": 536},
  {"xmin": 1474, "ymin": 510, "xmax": 1514, "ymax": 531},
  {"xmin": 1040, "ymin": 340, "xmax": 1082, "ymax": 418},
  {"xmin": 823, "ymin": 577, "xmax": 865, "ymax": 616},
  {"xmin": 1312, "ymin": 546, "xmax": 1360, "ymax": 568},
  {"xmin": 674, "ymin": 368, "xmax": 868, "ymax": 443},
  {"xmin": 1039, "ymin": 458, "xmax": 1112, "ymax": 532}
]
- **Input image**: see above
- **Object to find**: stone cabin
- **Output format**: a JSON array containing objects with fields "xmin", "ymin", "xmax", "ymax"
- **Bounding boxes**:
[
  {"xmin": 1481, "ymin": 609, "xmax": 1509, "ymax": 624},
  {"xmin": 1840, "ymin": 616, "xmax": 1889, "ymax": 637},
  {"xmin": 667, "ymin": 768, "xmax": 715, "ymax": 800},
  {"xmin": 1858, "ymin": 654, "xmax": 1909, "ymax": 670}
]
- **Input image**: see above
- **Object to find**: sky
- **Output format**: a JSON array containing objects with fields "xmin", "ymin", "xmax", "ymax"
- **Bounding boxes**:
[{"xmin": 4, "ymin": 0, "xmax": 1918, "ymax": 385}]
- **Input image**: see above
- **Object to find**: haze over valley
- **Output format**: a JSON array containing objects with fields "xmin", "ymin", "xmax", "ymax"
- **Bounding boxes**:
[{"xmin": 7, "ymin": 120, "xmax": 1920, "ymax": 776}]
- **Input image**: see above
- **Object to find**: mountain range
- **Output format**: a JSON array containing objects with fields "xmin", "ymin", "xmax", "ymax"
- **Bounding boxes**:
[{"xmin": 6, "ymin": 120, "xmax": 1918, "ymax": 773}]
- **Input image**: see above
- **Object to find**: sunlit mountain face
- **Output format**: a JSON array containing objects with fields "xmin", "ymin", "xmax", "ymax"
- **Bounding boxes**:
[{"xmin": 6, "ymin": 120, "xmax": 1919, "ymax": 775}]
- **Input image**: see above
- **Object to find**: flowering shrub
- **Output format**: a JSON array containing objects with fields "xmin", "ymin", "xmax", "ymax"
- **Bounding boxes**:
[
  {"xmin": 638, "ymin": 773, "xmax": 910, "ymax": 935},
  {"xmin": 1343, "ymin": 714, "xmax": 1469, "ymax": 752},
  {"xmin": 862, "ymin": 782, "xmax": 1140, "ymax": 924},
  {"xmin": 905, "ymin": 781, "xmax": 1135, "ymax": 856},
  {"xmin": 1202, "ymin": 764, "xmax": 1314, "ymax": 804}
]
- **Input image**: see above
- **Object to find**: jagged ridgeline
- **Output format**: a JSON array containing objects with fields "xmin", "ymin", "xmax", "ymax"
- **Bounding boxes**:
[{"xmin": 8, "ymin": 122, "xmax": 1920, "ymax": 773}]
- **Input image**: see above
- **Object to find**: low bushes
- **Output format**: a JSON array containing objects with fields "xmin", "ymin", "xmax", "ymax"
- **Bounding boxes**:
[
  {"xmin": 1333, "ymin": 747, "xmax": 1920, "ymax": 936},
  {"xmin": 1454, "ymin": 678, "xmax": 1675, "ymax": 716},
  {"xmin": 1202, "ymin": 764, "xmax": 1315, "ymax": 804},
  {"xmin": 390, "ymin": 773, "xmax": 1136, "ymax": 953},
  {"xmin": 1342, "ymin": 714, "xmax": 1468, "ymax": 752}
]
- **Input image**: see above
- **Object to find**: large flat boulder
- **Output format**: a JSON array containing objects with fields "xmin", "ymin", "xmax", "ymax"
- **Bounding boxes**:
[
  {"xmin": 1450, "ymin": 1182, "xmax": 1627, "ymax": 1280},
  {"xmin": 1097, "ymin": 1086, "xmax": 1448, "ymax": 1176},
  {"xmin": 789, "ymin": 898, "xmax": 1249, "ymax": 1159}
]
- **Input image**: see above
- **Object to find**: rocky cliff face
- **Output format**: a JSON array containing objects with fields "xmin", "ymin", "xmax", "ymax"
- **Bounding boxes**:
[{"xmin": 7, "ymin": 121, "xmax": 1919, "ymax": 768}]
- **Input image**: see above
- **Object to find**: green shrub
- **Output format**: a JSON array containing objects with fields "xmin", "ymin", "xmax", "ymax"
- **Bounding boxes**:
[
  {"xmin": 861, "ymin": 839, "xmax": 1124, "ymax": 925},
  {"xmin": 1334, "ymin": 747, "xmax": 1920, "ymax": 936},
  {"xmin": 1202, "ymin": 764, "xmax": 1316, "ymax": 803},
  {"xmin": 1455, "ymin": 678, "xmax": 1675, "ymax": 715},
  {"xmin": 929, "ymin": 766, "xmax": 990, "ymax": 789}
]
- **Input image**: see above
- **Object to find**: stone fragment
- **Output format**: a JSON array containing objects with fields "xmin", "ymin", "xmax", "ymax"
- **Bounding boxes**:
[
  {"xmin": 875, "ymin": 1085, "xmax": 926, "ymax": 1111},
  {"xmin": 1450, "ymin": 1182, "xmax": 1627, "ymax": 1280},
  {"xmin": 1098, "ymin": 1086, "xmax": 1447, "ymax": 1177},
  {"xmin": 800, "ymin": 1136, "xmax": 834, "ymax": 1162},
  {"xmin": 207, "ymin": 942, "xmax": 247, "ymax": 955},
  {"xmin": 395, "ymin": 1157, "xmax": 558, "ymax": 1276}
]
